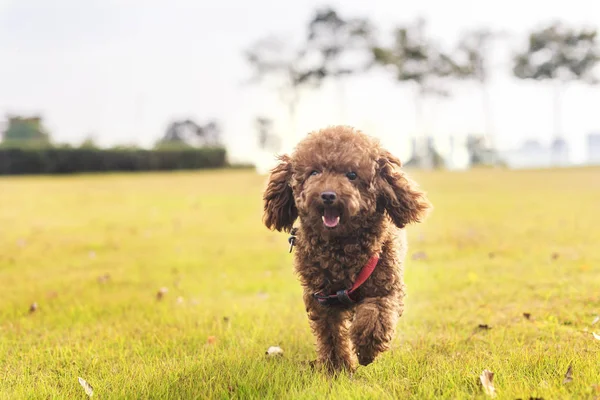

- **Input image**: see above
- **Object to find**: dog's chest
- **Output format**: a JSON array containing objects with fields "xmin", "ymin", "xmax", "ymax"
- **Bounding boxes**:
[{"xmin": 297, "ymin": 248, "xmax": 367, "ymax": 291}]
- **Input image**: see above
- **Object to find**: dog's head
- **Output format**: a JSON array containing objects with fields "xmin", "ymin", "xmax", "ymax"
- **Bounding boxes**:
[{"xmin": 263, "ymin": 126, "xmax": 431, "ymax": 235}]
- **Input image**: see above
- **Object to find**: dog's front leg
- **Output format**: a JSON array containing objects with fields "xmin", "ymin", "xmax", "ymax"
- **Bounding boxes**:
[
  {"xmin": 303, "ymin": 292, "xmax": 356, "ymax": 373},
  {"xmin": 350, "ymin": 295, "xmax": 402, "ymax": 366}
]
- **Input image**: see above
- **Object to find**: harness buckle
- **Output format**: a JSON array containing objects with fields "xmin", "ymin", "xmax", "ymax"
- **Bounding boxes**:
[{"xmin": 335, "ymin": 289, "xmax": 355, "ymax": 306}]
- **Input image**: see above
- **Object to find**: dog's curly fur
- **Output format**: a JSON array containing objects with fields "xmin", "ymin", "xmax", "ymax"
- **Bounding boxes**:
[{"xmin": 263, "ymin": 126, "xmax": 431, "ymax": 373}]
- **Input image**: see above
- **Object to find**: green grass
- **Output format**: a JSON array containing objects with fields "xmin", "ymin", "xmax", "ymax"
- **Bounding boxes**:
[{"xmin": 1, "ymin": 167, "xmax": 600, "ymax": 399}]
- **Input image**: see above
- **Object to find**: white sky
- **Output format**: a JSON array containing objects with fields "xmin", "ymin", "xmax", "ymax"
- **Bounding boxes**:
[{"xmin": 1, "ymin": 0, "xmax": 599, "ymax": 164}]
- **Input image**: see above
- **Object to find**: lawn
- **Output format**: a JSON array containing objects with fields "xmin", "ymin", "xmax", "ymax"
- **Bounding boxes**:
[{"xmin": 1, "ymin": 167, "xmax": 599, "ymax": 399}]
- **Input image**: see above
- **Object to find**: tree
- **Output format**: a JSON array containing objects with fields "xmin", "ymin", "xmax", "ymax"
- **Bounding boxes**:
[
  {"xmin": 453, "ymin": 29, "xmax": 505, "ymax": 149},
  {"xmin": 1, "ymin": 115, "xmax": 51, "ymax": 147},
  {"xmin": 465, "ymin": 134, "xmax": 504, "ymax": 167},
  {"xmin": 197, "ymin": 121, "xmax": 221, "ymax": 146},
  {"xmin": 79, "ymin": 135, "xmax": 98, "ymax": 149},
  {"xmin": 245, "ymin": 7, "xmax": 371, "ymax": 147},
  {"xmin": 513, "ymin": 22, "xmax": 600, "ymax": 163},
  {"xmin": 304, "ymin": 6, "xmax": 372, "ymax": 118},
  {"xmin": 255, "ymin": 116, "xmax": 280, "ymax": 152},
  {"xmin": 371, "ymin": 18, "xmax": 456, "ymax": 168},
  {"xmin": 245, "ymin": 36, "xmax": 319, "ymax": 146},
  {"xmin": 155, "ymin": 119, "xmax": 221, "ymax": 149}
]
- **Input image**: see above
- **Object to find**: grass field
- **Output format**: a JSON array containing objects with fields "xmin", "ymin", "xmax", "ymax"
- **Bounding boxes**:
[{"xmin": 1, "ymin": 167, "xmax": 600, "ymax": 399}]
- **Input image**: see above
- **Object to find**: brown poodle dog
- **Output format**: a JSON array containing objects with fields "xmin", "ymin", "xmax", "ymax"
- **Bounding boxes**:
[{"xmin": 263, "ymin": 126, "xmax": 431, "ymax": 373}]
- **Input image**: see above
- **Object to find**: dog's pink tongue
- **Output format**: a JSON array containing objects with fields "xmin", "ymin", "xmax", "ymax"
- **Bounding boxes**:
[{"xmin": 322, "ymin": 208, "xmax": 340, "ymax": 228}]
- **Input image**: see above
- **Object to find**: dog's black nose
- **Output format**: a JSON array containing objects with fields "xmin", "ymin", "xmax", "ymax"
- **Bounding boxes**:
[{"xmin": 320, "ymin": 191, "xmax": 337, "ymax": 204}]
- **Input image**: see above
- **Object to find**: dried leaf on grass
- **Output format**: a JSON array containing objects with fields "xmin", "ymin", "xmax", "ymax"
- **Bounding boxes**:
[
  {"xmin": 523, "ymin": 313, "xmax": 532, "ymax": 320},
  {"xmin": 563, "ymin": 364, "xmax": 573, "ymax": 384},
  {"xmin": 156, "ymin": 287, "xmax": 168, "ymax": 300},
  {"xmin": 592, "ymin": 316, "xmax": 600, "ymax": 325},
  {"xmin": 466, "ymin": 324, "xmax": 492, "ymax": 341},
  {"xmin": 207, "ymin": 336, "xmax": 217, "ymax": 345},
  {"xmin": 29, "ymin": 302, "xmax": 38, "ymax": 313},
  {"xmin": 479, "ymin": 369, "xmax": 496, "ymax": 397},
  {"xmin": 266, "ymin": 346, "xmax": 284, "ymax": 356},
  {"xmin": 78, "ymin": 377, "xmax": 94, "ymax": 397}
]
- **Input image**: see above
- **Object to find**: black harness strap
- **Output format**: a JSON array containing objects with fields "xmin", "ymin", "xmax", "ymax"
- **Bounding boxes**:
[{"xmin": 313, "ymin": 289, "xmax": 356, "ymax": 306}]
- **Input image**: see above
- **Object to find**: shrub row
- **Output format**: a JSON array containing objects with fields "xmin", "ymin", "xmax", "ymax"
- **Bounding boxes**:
[{"xmin": 0, "ymin": 147, "xmax": 228, "ymax": 175}]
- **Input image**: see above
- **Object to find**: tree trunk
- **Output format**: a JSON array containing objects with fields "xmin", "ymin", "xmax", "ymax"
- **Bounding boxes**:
[
  {"xmin": 414, "ymin": 90, "xmax": 424, "ymax": 140},
  {"xmin": 552, "ymin": 81, "xmax": 562, "ymax": 140},
  {"xmin": 279, "ymin": 82, "xmax": 299, "ymax": 152},
  {"xmin": 481, "ymin": 82, "xmax": 494, "ymax": 149},
  {"xmin": 552, "ymin": 81, "xmax": 563, "ymax": 166},
  {"xmin": 410, "ymin": 89, "xmax": 423, "ymax": 165},
  {"xmin": 286, "ymin": 96, "xmax": 298, "ymax": 151},
  {"xmin": 414, "ymin": 87, "xmax": 433, "ymax": 169},
  {"xmin": 336, "ymin": 77, "xmax": 347, "ymax": 122}
]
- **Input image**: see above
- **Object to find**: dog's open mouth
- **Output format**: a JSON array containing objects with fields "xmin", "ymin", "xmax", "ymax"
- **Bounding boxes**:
[{"xmin": 321, "ymin": 207, "xmax": 341, "ymax": 228}]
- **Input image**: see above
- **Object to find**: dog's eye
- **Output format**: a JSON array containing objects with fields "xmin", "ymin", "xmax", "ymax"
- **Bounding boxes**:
[
  {"xmin": 309, "ymin": 170, "xmax": 320, "ymax": 177},
  {"xmin": 346, "ymin": 172, "xmax": 357, "ymax": 180}
]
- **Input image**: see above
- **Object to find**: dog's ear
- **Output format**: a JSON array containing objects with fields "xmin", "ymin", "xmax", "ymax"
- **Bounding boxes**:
[
  {"xmin": 263, "ymin": 154, "xmax": 298, "ymax": 232},
  {"xmin": 375, "ymin": 150, "xmax": 432, "ymax": 228}
]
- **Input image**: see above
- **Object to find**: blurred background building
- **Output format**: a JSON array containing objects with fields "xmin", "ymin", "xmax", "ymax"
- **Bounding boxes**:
[{"xmin": 587, "ymin": 132, "xmax": 600, "ymax": 165}]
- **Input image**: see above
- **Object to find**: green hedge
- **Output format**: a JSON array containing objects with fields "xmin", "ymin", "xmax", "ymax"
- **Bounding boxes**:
[{"xmin": 0, "ymin": 147, "xmax": 227, "ymax": 175}]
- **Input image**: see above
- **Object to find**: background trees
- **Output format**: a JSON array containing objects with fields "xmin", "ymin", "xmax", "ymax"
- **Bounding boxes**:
[
  {"xmin": 1, "ymin": 115, "xmax": 51, "ymax": 148},
  {"xmin": 513, "ymin": 22, "xmax": 600, "ymax": 164},
  {"xmin": 304, "ymin": 7, "xmax": 372, "ymax": 118},
  {"xmin": 454, "ymin": 29, "xmax": 506, "ymax": 148},
  {"xmin": 5, "ymin": 8, "xmax": 600, "ymax": 170},
  {"xmin": 371, "ymin": 18, "xmax": 458, "ymax": 168},
  {"xmin": 155, "ymin": 119, "xmax": 221, "ymax": 149},
  {"xmin": 255, "ymin": 116, "xmax": 280, "ymax": 153},
  {"xmin": 244, "ymin": 6, "xmax": 371, "ymax": 150},
  {"xmin": 244, "ymin": 36, "xmax": 316, "ymax": 146},
  {"xmin": 245, "ymin": 11, "xmax": 600, "ymax": 169}
]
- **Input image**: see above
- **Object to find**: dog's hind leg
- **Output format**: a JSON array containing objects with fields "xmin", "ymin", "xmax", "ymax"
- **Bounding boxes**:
[{"xmin": 350, "ymin": 295, "xmax": 402, "ymax": 366}]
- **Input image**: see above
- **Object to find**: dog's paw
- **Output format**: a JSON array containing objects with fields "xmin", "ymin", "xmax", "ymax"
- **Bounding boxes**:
[
  {"xmin": 300, "ymin": 359, "xmax": 318, "ymax": 370},
  {"xmin": 304, "ymin": 358, "xmax": 356, "ymax": 376}
]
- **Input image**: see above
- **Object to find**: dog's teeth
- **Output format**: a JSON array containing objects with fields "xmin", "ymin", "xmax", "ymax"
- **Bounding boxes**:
[
  {"xmin": 322, "ymin": 216, "xmax": 325, "ymax": 223},
  {"xmin": 335, "ymin": 216, "xmax": 340, "ymax": 223}
]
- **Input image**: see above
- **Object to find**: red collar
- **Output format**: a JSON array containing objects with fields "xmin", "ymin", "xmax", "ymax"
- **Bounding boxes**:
[{"xmin": 313, "ymin": 255, "xmax": 380, "ymax": 306}]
